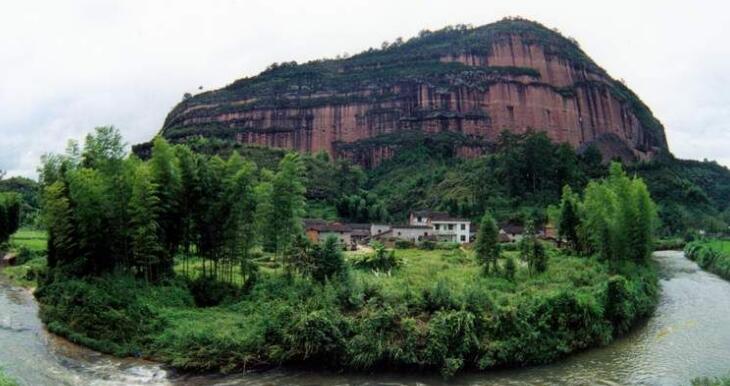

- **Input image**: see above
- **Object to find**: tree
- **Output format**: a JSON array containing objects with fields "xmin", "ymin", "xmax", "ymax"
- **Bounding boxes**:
[
  {"xmin": 474, "ymin": 212, "xmax": 500, "ymax": 274},
  {"xmin": 0, "ymin": 193, "xmax": 20, "ymax": 243},
  {"xmin": 42, "ymin": 182, "xmax": 75, "ymax": 268},
  {"xmin": 519, "ymin": 221, "xmax": 548, "ymax": 275},
  {"xmin": 503, "ymin": 256, "xmax": 517, "ymax": 281},
  {"xmin": 310, "ymin": 236, "xmax": 346, "ymax": 282},
  {"xmin": 128, "ymin": 165, "xmax": 163, "ymax": 282},
  {"xmin": 580, "ymin": 163, "xmax": 657, "ymax": 264},
  {"xmin": 148, "ymin": 137, "xmax": 182, "ymax": 277},
  {"xmin": 264, "ymin": 153, "xmax": 306, "ymax": 256},
  {"xmin": 557, "ymin": 185, "xmax": 581, "ymax": 251},
  {"xmin": 222, "ymin": 156, "xmax": 258, "ymax": 284}
]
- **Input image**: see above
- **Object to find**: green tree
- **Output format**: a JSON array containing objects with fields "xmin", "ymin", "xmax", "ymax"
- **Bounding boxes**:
[
  {"xmin": 310, "ymin": 236, "xmax": 346, "ymax": 282},
  {"xmin": 557, "ymin": 185, "xmax": 581, "ymax": 251},
  {"xmin": 128, "ymin": 165, "xmax": 163, "ymax": 282},
  {"xmin": 148, "ymin": 137, "xmax": 182, "ymax": 277},
  {"xmin": 580, "ymin": 162, "xmax": 657, "ymax": 264},
  {"xmin": 519, "ymin": 221, "xmax": 548, "ymax": 275},
  {"xmin": 0, "ymin": 193, "xmax": 20, "ymax": 243},
  {"xmin": 42, "ymin": 182, "xmax": 75, "ymax": 268},
  {"xmin": 265, "ymin": 153, "xmax": 306, "ymax": 256},
  {"xmin": 474, "ymin": 212, "xmax": 500, "ymax": 274}
]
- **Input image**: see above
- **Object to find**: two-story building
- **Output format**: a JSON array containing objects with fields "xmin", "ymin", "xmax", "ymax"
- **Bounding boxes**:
[{"xmin": 409, "ymin": 210, "xmax": 471, "ymax": 244}]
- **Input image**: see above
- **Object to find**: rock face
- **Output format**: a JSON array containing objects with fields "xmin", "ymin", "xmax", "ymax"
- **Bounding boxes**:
[{"xmin": 160, "ymin": 18, "xmax": 668, "ymax": 166}]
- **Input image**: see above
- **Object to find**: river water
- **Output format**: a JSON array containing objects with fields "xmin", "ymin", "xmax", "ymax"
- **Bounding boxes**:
[{"xmin": 1, "ymin": 251, "xmax": 729, "ymax": 385}]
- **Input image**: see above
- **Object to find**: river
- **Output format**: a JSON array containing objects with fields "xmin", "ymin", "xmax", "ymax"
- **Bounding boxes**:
[{"xmin": 1, "ymin": 251, "xmax": 729, "ymax": 385}]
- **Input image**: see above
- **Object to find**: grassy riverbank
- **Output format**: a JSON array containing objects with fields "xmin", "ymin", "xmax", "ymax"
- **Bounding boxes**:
[
  {"xmin": 0, "ymin": 369, "xmax": 18, "ymax": 386},
  {"xmin": 34, "ymin": 245, "xmax": 658, "ymax": 376},
  {"xmin": 1, "ymin": 229, "xmax": 47, "ymax": 288},
  {"xmin": 684, "ymin": 240, "xmax": 730, "ymax": 280}
]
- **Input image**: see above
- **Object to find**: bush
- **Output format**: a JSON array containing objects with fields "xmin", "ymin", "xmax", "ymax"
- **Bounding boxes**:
[
  {"xmin": 418, "ymin": 239, "xmax": 436, "ymax": 250},
  {"xmin": 436, "ymin": 241, "xmax": 460, "ymax": 250},
  {"xmin": 35, "ymin": 275, "xmax": 167, "ymax": 356},
  {"xmin": 187, "ymin": 275, "xmax": 239, "ymax": 307},
  {"xmin": 685, "ymin": 240, "xmax": 730, "ymax": 280},
  {"xmin": 394, "ymin": 240, "xmax": 415, "ymax": 249},
  {"xmin": 350, "ymin": 243, "xmax": 401, "ymax": 272}
]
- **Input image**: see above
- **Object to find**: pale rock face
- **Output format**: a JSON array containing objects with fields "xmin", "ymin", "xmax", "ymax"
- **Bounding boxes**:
[{"xmin": 162, "ymin": 33, "xmax": 667, "ymax": 167}]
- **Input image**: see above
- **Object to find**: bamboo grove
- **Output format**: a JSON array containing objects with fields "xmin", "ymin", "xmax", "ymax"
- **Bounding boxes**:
[{"xmin": 39, "ymin": 127, "xmax": 305, "ymax": 282}]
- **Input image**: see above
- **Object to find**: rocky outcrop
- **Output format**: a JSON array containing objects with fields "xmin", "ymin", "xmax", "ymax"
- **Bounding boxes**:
[{"xmin": 159, "ymin": 18, "xmax": 668, "ymax": 166}]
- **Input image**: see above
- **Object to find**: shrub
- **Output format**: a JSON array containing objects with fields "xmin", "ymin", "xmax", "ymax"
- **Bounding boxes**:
[
  {"xmin": 419, "ymin": 239, "xmax": 436, "ymax": 250},
  {"xmin": 350, "ymin": 243, "xmax": 401, "ymax": 272},
  {"xmin": 187, "ymin": 275, "xmax": 239, "ymax": 307},
  {"xmin": 394, "ymin": 240, "xmax": 415, "ymax": 249},
  {"xmin": 35, "ymin": 275, "xmax": 166, "ymax": 356}
]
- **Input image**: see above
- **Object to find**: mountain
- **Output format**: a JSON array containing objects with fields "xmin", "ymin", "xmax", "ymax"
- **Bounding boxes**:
[{"xmin": 155, "ymin": 18, "xmax": 669, "ymax": 167}]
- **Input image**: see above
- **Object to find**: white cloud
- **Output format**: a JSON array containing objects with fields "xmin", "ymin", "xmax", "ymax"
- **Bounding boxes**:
[{"xmin": 1, "ymin": 0, "xmax": 729, "ymax": 177}]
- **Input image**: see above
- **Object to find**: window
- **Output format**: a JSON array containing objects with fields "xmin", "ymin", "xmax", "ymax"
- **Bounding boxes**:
[
  {"xmin": 435, "ymin": 224, "xmax": 440, "ymax": 230},
  {"xmin": 460, "ymin": 235, "xmax": 466, "ymax": 242},
  {"xmin": 424, "ymin": 232, "xmax": 428, "ymax": 236},
  {"xmin": 417, "ymin": 216, "xmax": 422, "ymax": 222},
  {"xmin": 460, "ymin": 224, "xmax": 466, "ymax": 230},
  {"xmin": 448, "ymin": 224, "xmax": 454, "ymax": 230}
]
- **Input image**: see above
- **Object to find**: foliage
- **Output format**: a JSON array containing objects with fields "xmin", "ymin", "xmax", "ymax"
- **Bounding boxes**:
[
  {"xmin": 0, "ymin": 369, "xmax": 17, "ymax": 386},
  {"xmin": 36, "ymin": 245, "xmax": 658, "ymax": 377},
  {"xmin": 518, "ymin": 221, "xmax": 549, "ymax": 275},
  {"xmin": 0, "ymin": 193, "xmax": 20, "ymax": 244},
  {"xmin": 0, "ymin": 176, "xmax": 40, "ymax": 227},
  {"xmin": 350, "ymin": 241, "xmax": 400, "ymax": 272},
  {"xmin": 580, "ymin": 163, "xmax": 657, "ymax": 263},
  {"xmin": 39, "ymin": 127, "xmax": 306, "ymax": 284},
  {"xmin": 685, "ymin": 240, "xmax": 730, "ymax": 281},
  {"xmin": 474, "ymin": 212, "xmax": 500, "ymax": 274}
]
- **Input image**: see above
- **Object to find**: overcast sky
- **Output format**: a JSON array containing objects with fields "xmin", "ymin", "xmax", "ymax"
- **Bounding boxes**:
[{"xmin": 2, "ymin": 0, "xmax": 729, "ymax": 178}]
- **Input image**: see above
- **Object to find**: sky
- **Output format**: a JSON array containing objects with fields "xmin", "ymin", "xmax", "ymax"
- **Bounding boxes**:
[{"xmin": 1, "ymin": 0, "xmax": 729, "ymax": 178}]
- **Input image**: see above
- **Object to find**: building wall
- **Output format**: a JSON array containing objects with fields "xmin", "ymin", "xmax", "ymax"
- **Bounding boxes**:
[
  {"xmin": 409, "ymin": 213, "xmax": 430, "ymax": 226},
  {"xmin": 391, "ymin": 227, "xmax": 431, "ymax": 242},
  {"xmin": 371, "ymin": 224, "xmax": 392, "ymax": 237},
  {"xmin": 318, "ymin": 231, "xmax": 351, "ymax": 246},
  {"xmin": 433, "ymin": 221, "xmax": 471, "ymax": 244}
]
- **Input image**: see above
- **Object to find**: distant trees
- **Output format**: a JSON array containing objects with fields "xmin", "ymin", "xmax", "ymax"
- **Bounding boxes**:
[
  {"xmin": 474, "ymin": 212, "xmax": 500, "ymax": 274},
  {"xmin": 40, "ymin": 127, "xmax": 307, "ymax": 282},
  {"xmin": 0, "ymin": 193, "xmax": 20, "ymax": 243}
]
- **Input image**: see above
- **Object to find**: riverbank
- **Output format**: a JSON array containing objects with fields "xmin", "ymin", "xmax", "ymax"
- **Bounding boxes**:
[
  {"xmin": 0, "ymin": 369, "xmax": 18, "ymax": 386},
  {"xmin": 684, "ymin": 240, "xmax": 730, "ymax": 280},
  {"xmin": 32, "ymin": 245, "xmax": 659, "ymax": 377}
]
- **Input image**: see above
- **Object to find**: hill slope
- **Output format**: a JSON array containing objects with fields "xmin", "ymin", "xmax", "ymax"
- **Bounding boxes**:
[{"xmin": 158, "ymin": 18, "xmax": 668, "ymax": 166}]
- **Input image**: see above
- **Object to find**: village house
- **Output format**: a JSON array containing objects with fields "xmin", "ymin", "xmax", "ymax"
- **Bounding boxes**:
[
  {"xmin": 409, "ymin": 210, "xmax": 471, "ymax": 244},
  {"xmin": 303, "ymin": 219, "xmax": 353, "ymax": 247}
]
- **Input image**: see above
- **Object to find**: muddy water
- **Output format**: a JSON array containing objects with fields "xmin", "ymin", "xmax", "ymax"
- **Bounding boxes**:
[{"xmin": 2, "ymin": 251, "xmax": 730, "ymax": 385}]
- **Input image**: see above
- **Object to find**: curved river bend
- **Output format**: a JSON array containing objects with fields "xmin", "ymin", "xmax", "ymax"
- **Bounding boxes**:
[{"xmin": 1, "ymin": 251, "xmax": 729, "ymax": 385}]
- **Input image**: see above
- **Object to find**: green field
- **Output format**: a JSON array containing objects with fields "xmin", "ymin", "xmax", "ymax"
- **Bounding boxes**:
[
  {"xmin": 2, "ymin": 229, "xmax": 48, "ymax": 288},
  {"xmin": 10, "ymin": 229, "xmax": 47, "ymax": 252}
]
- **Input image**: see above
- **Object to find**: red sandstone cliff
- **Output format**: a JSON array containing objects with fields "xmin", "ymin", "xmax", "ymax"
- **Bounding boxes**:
[{"xmin": 160, "ymin": 19, "xmax": 668, "ymax": 166}]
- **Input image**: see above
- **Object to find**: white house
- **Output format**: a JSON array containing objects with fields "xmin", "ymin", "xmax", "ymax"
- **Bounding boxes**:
[{"xmin": 409, "ymin": 210, "xmax": 471, "ymax": 244}]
